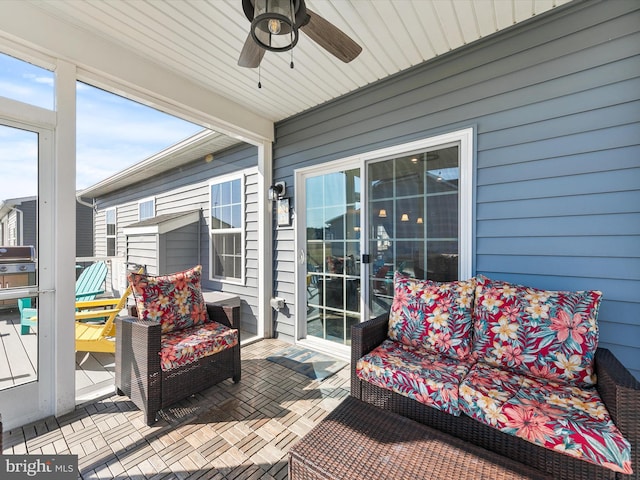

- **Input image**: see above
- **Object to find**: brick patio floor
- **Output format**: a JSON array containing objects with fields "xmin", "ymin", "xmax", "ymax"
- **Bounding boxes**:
[{"xmin": 2, "ymin": 339, "xmax": 351, "ymax": 479}]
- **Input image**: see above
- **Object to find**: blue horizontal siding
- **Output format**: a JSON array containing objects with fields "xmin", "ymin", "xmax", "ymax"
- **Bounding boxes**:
[
  {"xmin": 476, "ymin": 235, "xmax": 639, "ymax": 259},
  {"xmin": 477, "ymin": 190, "xmax": 640, "ymax": 220},
  {"xmin": 271, "ymin": 0, "xmax": 640, "ymax": 376}
]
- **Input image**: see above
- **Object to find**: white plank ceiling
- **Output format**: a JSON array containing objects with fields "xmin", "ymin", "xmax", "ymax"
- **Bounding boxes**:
[{"xmin": 30, "ymin": 0, "xmax": 572, "ymax": 125}]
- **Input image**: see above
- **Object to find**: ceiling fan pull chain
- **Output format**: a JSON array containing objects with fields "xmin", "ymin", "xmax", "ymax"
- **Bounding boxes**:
[{"xmin": 258, "ymin": 64, "xmax": 262, "ymax": 89}]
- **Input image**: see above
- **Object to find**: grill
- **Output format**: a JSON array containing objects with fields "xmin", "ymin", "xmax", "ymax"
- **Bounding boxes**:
[
  {"xmin": 0, "ymin": 246, "xmax": 36, "ymax": 274},
  {"xmin": 0, "ymin": 247, "xmax": 36, "ymax": 308}
]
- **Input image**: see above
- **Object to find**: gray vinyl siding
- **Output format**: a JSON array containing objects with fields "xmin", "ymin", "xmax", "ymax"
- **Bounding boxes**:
[
  {"xmin": 162, "ymin": 223, "xmax": 200, "ymax": 274},
  {"xmin": 271, "ymin": 0, "xmax": 640, "ymax": 379},
  {"xmin": 126, "ymin": 234, "xmax": 158, "ymax": 274},
  {"xmin": 19, "ymin": 200, "xmax": 36, "ymax": 247},
  {"xmin": 92, "ymin": 144, "xmax": 260, "ymax": 336}
]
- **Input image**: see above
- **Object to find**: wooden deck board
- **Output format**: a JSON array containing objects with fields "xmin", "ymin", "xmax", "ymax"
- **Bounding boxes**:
[
  {"xmin": 0, "ymin": 309, "xmax": 114, "ymax": 399},
  {"xmin": 2, "ymin": 339, "xmax": 351, "ymax": 480},
  {"xmin": 0, "ymin": 309, "xmax": 37, "ymax": 387}
]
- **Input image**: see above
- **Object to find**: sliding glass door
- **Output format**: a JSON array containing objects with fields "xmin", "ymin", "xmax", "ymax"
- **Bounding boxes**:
[{"xmin": 296, "ymin": 129, "xmax": 473, "ymax": 357}]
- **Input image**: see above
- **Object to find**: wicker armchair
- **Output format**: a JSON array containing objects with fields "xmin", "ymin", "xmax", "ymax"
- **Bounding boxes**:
[
  {"xmin": 115, "ymin": 302, "xmax": 241, "ymax": 425},
  {"xmin": 352, "ymin": 313, "xmax": 640, "ymax": 480}
]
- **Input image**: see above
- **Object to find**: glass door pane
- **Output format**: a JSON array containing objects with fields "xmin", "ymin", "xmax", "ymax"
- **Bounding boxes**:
[
  {"xmin": 0, "ymin": 123, "xmax": 39, "ymax": 389},
  {"xmin": 305, "ymin": 169, "xmax": 361, "ymax": 346},
  {"xmin": 368, "ymin": 146, "xmax": 460, "ymax": 318}
]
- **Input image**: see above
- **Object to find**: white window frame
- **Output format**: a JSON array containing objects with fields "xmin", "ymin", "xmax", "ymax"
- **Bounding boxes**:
[
  {"xmin": 105, "ymin": 207, "xmax": 117, "ymax": 257},
  {"xmin": 209, "ymin": 173, "xmax": 245, "ymax": 284},
  {"xmin": 138, "ymin": 197, "xmax": 155, "ymax": 221}
]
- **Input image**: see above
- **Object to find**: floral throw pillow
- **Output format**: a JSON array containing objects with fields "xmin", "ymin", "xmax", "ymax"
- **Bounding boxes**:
[
  {"xmin": 128, "ymin": 265, "xmax": 209, "ymax": 334},
  {"xmin": 472, "ymin": 275, "xmax": 602, "ymax": 387},
  {"xmin": 388, "ymin": 272, "xmax": 476, "ymax": 360}
]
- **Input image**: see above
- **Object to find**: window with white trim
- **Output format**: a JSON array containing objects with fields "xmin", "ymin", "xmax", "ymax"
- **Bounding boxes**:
[
  {"xmin": 210, "ymin": 176, "xmax": 243, "ymax": 282},
  {"xmin": 138, "ymin": 198, "xmax": 155, "ymax": 221},
  {"xmin": 105, "ymin": 208, "xmax": 116, "ymax": 256}
]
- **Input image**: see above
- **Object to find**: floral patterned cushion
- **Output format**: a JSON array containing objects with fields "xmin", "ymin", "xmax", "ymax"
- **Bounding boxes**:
[
  {"xmin": 160, "ymin": 321, "xmax": 238, "ymax": 371},
  {"xmin": 356, "ymin": 339, "xmax": 474, "ymax": 415},
  {"xmin": 128, "ymin": 265, "xmax": 208, "ymax": 334},
  {"xmin": 388, "ymin": 272, "xmax": 476, "ymax": 360},
  {"xmin": 472, "ymin": 275, "xmax": 602, "ymax": 387},
  {"xmin": 458, "ymin": 363, "xmax": 633, "ymax": 474}
]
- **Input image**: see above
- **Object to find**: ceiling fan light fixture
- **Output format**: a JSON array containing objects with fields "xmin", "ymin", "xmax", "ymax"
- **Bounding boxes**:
[{"xmin": 251, "ymin": 0, "xmax": 299, "ymax": 52}]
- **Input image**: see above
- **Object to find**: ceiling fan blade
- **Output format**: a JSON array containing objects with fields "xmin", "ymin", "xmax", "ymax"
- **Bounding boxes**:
[
  {"xmin": 301, "ymin": 9, "xmax": 362, "ymax": 63},
  {"xmin": 238, "ymin": 32, "xmax": 266, "ymax": 68}
]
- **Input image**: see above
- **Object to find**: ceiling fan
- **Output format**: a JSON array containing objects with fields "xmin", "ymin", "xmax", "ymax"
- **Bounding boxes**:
[{"xmin": 238, "ymin": 0, "xmax": 362, "ymax": 68}]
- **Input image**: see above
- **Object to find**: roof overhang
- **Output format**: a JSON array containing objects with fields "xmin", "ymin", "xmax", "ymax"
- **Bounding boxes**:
[
  {"xmin": 78, "ymin": 130, "xmax": 241, "ymax": 199},
  {"xmin": 123, "ymin": 210, "xmax": 201, "ymax": 236}
]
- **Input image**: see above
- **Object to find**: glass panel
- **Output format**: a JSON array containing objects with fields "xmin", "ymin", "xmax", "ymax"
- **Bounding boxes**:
[
  {"xmin": 0, "ymin": 53, "xmax": 54, "ymax": 109},
  {"xmin": 139, "ymin": 200, "xmax": 154, "ymax": 220},
  {"xmin": 107, "ymin": 238, "xmax": 116, "ymax": 257},
  {"xmin": 0, "ymin": 123, "xmax": 39, "ymax": 389},
  {"xmin": 211, "ymin": 179, "xmax": 242, "ymax": 230},
  {"xmin": 427, "ymin": 240, "xmax": 458, "ymax": 282},
  {"xmin": 368, "ymin": 146, "xmax": 460, "ymax": 316},
  {"xmin": 211, "ymin": 233, "xmax": 241, "ymax": 280},
  {"xmin": 231, "ymin": 204, "xmax": 241, "ymax": 228},
  {"xmin": 427, "ymin": 194, "xmax": 458, "ymax": 238},
  {"xmin": 305, "ymin": 168, "xmax": 361, "ymax": 346},
  {"xmin": 231, "ymin": 179, "xmax": 241, "ymax": 204}
]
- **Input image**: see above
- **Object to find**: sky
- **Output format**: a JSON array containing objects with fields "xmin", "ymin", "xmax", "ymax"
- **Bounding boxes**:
[{"xmin": 0, "ymin": 52, "xmax": 203, "ymax": 200}]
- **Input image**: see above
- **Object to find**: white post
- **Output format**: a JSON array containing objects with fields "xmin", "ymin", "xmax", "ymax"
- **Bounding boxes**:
[
  {"xmin": 258, "ymin": 141, "xmax": 273, "ymax": 338},
  {"xmin": 54, "ymin": 59, "xmax": 77, "ymax": 417}
]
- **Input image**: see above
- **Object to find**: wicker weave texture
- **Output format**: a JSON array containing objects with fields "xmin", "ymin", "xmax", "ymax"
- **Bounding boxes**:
[
  {"xmin": 289, "ymin": 396, "xmax": 551, "ymax": 480},
  {"xmin": 350, "ymin": 314, "xmax": 639, "ymax": 480},
  {"xmin": 116, "ymin": 302, "xmax": 241, "ymax": 425}
]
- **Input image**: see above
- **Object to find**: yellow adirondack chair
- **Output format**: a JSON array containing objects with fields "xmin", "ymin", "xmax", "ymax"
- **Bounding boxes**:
[{"xmin": 75, "ymin": 268, "xmax": 143, "ymax": 353}]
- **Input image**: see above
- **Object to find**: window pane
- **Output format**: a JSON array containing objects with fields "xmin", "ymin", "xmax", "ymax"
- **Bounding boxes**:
[
  {"xmin": 0, "ymin": 53, "xmax": 54, "ymax": 109},
  {"xmin": 233, "ymin": 233, "xmax": 241, "ymax": 254},
  {"xmin": 223, "ymin": 256, "xmax": 235, "ymax": 278},
  {"xmin": 427, "ymin": 194, "xmax": 458, "ymax": 238},
  {"xmin": 231, "ymin": 204, "xmax": 241, "ymax": 229},
  {"xmin": 221, "ymin": 182, "xmax": 232, "ymax": 205},
  {"xmin": 211, "ymin": 233, "xmax": 241, "ymax": 280},
  {"xmin": 396, "ymin": 155, "xmax": 424, "ymax": 197},
  {"xmin": 139, "ymin": 200, "xmax": 154, "ymax": 220},
  {"xmin": 211, "ymin": 184, "xmax": 220, "ymax": 204},
  {"xmin": 231, "ymin": 179, "xmax": 241, "ymax": 204},
  {"xmin": 107, "ymin": 238, "xmax": 116, "ymax": 256}
]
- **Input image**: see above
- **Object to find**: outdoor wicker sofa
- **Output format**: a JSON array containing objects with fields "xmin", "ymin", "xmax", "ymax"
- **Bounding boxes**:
[
  {"xmin": 351, "ymin": 272, "xmax": 640, "ymax": 479},
  {"xmin": 351, "ymin": 274, "xmax": 639, "ymax": 480}
]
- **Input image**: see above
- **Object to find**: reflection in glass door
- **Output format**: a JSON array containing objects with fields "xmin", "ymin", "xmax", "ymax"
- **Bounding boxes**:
[{"xmin": 304, "ymin": 168, "xmax": 361, "ymax": 346}]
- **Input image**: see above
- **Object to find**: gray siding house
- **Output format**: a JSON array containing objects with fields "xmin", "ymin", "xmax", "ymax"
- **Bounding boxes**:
[
  {"xmin": 82, "ymin": 132, "xmax": 262, "ymax": 340},
  {"xmin": 0, "ymin": 195, "xmax": 94, "ymax": 257},
  {"xmin": 78, "ymin": 0, "xmax": 639, "ymax": 380}
]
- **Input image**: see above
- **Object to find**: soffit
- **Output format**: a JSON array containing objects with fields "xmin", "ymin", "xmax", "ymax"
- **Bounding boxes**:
[{"xmin": 29, "ymin": 0, "xmax": 573, "ymax": 123}]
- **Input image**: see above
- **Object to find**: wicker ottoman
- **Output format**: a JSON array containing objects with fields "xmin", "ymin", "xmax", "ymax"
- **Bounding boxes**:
[{"xmin": 289, "ymin": 396, "xmax": 552, "ymax": 480}]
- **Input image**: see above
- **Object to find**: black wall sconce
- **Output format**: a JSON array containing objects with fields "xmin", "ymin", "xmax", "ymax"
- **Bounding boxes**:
[{"xmin": 269, "ymin": 181, "xmax": 286, "ymax": 200}]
